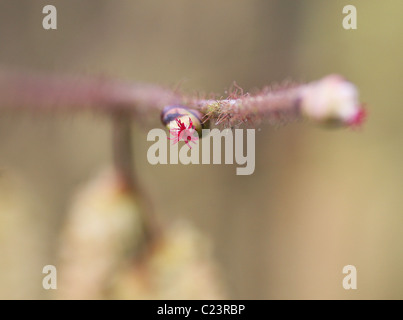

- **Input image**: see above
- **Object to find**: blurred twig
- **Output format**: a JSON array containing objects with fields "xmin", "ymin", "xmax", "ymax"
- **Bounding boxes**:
[
  {"xmin": 0, "ymin": 69, "xmax": 181, "ymax": 115},
  {"xmin": 112, "ymin": 114, "xmax": 135, "ymax": 190},
  {"xmin": 111, "ymin": 114, "xmax": 160, "ymax": 256}
]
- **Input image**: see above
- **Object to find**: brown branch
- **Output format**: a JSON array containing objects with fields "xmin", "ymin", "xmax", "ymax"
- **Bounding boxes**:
[
  {"xmin": 0, "ymin": 70, "xmax": 364, "ymax": 127},
  {"xmin": 0, "ymin": 69, "xmax": 181, "ymax": 115},
  {"xmin": 111, "ymin": 114, "xmax": 160, "ymax": 257},
  {"xmin": 112, "ymin": 114, "xmax": 136, "ymax": 189},
  {"xmin": 189, "ymin": 86, "xmax": 301, "ymax": 127}
]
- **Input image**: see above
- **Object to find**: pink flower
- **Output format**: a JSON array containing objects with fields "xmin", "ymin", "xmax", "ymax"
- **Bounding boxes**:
[
  {"xmin": 168, "ymin": 117, "xmax": 199, "ymax": 148},
  {"xmin": 300, "ymin": 75, "xmax": 366, "ymax": 127}
]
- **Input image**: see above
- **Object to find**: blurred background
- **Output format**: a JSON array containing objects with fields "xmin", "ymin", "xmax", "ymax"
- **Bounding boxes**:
[{"xmin": 0, "ymin": 0, "xmax": 402, "ymax": 299}]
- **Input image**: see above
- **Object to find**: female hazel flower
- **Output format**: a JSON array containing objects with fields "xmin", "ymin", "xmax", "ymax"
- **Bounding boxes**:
[
  {"xmin": 168, "ymin": 117, "xmax": 199, "ymax": 149},
  {"xmin": 161, "ymin": 105, "xmax": 207, "ymax": 137}
]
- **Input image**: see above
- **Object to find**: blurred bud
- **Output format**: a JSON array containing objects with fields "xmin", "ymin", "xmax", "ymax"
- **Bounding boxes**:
[
  {"xmin": 111, "ymin": 221, "xmax": 227, "ymax": 299},
  {"xmin": 300, "ymin": 75, "xmax": 366, "ymax": 127},
  {"xmin": 0, "ymin": 170, "xmax": 45, "ymax": 299},
  {"xmin": 58, "ymin": 168, "xmax": 143, "ymax": 299}
]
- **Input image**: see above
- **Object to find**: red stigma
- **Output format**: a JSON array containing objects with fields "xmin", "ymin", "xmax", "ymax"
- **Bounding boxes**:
[
  {"xmin": 349, "ymin": 106, "xmax": 367, "ymax": 127},
  {"xmin": 176, "ymin": 118, "xmax": 186, "ymax": 131}
]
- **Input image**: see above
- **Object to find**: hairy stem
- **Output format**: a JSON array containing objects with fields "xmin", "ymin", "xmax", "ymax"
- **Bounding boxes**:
[
  {"xmin": 0, "ymin": 70, "xmax": 181, "ymax": 115},
  {"xmin": 192, "ymin": 88, "xmax": 301, "ymax": 127},
  {"xmin": 0, "ymin": 69, "xmax": 364, "ymax": 128}
]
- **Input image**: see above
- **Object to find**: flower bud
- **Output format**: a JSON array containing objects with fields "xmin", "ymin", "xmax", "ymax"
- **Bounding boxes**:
[{"xmin": 300, "ymin": 75, "xmax": 366, "ymax": 127}]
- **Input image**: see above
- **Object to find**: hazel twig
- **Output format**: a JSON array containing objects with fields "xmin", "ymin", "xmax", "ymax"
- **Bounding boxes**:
[{"xmin": 0, "ymin": 70, "xmax": 365, "ymax": 128}]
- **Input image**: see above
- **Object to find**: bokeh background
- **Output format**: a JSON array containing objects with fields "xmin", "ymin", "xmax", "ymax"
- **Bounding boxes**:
[{"xmin": 0, "ymin": 0, "xmax": 402, "ymax": 299}]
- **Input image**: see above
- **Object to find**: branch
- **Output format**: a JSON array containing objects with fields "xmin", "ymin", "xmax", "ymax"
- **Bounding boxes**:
[
  {"xmin": 187, "ymin": 75, "xmax": 365, "ymax": 128},
  {"xmin": 0, "ymin": 69, "xmax": 181, "ymax": 115},
  {"xmin": 111, "ymin": 114, "xmax": 160, "ymax": 255},
  {"xmin": 0, "ymin": 70, "xmax": 365, "ymax": 128}
]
